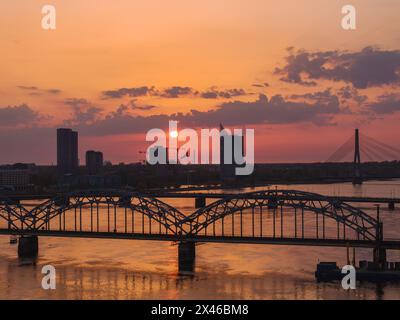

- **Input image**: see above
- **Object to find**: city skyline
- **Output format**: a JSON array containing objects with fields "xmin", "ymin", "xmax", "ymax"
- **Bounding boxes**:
[
  {"xmin": 1, "ymin": 1, "xmax": 400, "ymax": 303},
  {"xmin": 1, "ymin": 0, "xmax": 400, "ymax": 164}
]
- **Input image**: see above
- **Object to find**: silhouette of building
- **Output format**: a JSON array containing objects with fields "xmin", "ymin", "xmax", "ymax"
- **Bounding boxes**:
[
  {"xmin": 86, "ymin": 150, "xmax": 104, "ymax": 174},
  {"xmin": 57, "ymin": 128, "xmax": 79, "ymax": 174},
  {"xmin": 219, "ymin": 124, "xmax": 245, "ymax": 181},
  {"xmin": 0, "ymin": 163, "xmax": 35, "ymax": 191}
]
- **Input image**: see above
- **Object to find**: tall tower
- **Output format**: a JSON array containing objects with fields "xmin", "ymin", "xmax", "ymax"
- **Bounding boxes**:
[
  {"xmin": 57, "ymin": 128, "xmax": 79, "ymax": 174},
  {"xmin": 353, "ymin": 128, "xmax": 363, "ymax": 185}
]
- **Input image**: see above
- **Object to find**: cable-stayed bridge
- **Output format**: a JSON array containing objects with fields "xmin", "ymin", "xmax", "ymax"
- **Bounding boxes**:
[{"xmin": 326, "ymin": 129, "xmax": 400, "ymax": 184}]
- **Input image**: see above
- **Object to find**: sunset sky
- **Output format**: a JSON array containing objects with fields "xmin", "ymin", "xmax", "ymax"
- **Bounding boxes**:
[{"xmin": 1, "ymin": 0, "xmax": 400, "ymax": 164}]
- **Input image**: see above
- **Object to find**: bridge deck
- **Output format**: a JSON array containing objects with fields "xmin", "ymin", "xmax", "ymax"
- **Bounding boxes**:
[
  {"xmin": 2, "ymin": 229, "xmax": 400, "ymax": 250},
  {"xmin": 4, "ymin": 192, "xmax": 400, "ymax": 204}
]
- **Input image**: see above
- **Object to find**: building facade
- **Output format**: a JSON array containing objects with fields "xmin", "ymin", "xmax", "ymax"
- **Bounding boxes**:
[
  {"xmin": 57, "ymin": 128, "xmax": 79, "ymax": 174},
  {"xmin": 86, "ymin": 151, "xmax": 104, "ymax": 174}
]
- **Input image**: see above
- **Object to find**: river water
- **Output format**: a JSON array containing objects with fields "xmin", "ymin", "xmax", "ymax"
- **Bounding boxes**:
[{"xmin": 1, "ymin": 180, "xmax": 400, "ymax": 300}]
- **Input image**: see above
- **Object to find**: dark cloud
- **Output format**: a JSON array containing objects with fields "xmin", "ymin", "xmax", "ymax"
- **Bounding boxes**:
[
  {"xmin": 64, "ymin": 98, "xmax": 90, "ymax": 107},
  {"xmin": 252, "ymin": 83, "xmax": 269, "ymax": 88},
  {"xmin": 289, "ymin": 89, "xmax": 336, "ymax": 102},
  {"xmin": 47, "ymin": 89, "xmax": 62, "ymax": 95},
  {"xmin": 63, "ymin": 98, "xmax": 103, "ymax": 126},
  {"xmin": 337, "ymin": 86, "xmax": 368, "ymax": 105},
  {"xmin": 160, "ymin": 86, "xmax": 195, "ymax": 98},
  {"xmin": 202, "ymin": 93, "xmax": 341, "ymax": 127},
  {"xmin": 0, "ymin": 104, "xmax": 42, "ymax": 127},
  {"xmin": 288, "ymin": 89, "xmax": 353, "ymax": 115},
  {"xmin": 131, "ymin": 104, "xmax": 156, "ymax": 111},
  {"xmin": 102, "ymin": 86, "xmax": 156, "ymax": 99},
  {"xmin": 73, "ymin": 92, "xmax": 346, "ymax": 136},
  {"xmin": 275, "ymin": 47, "xmax": 400, "ymax": 89},
  {"xmin": 101, "ymin": 85, "xmax": 248, "ymax": 99},
  {"xmin": 17, "ymin": 86, "xmax": 62, "ymax": 95},
  {"xmin": 102, "ymin": 86, "xmax": 194, "ymax": 99},
  {"xmin": 366, "ymin": 93, "xmax": 400, "ymax": 115},
  {"xmin": 200, "ymin": 88, "xmax": 247, "ymax": 99},
  {"xmin": 17, "ymin": 86, "xmax": 39, "ymax": 91}
]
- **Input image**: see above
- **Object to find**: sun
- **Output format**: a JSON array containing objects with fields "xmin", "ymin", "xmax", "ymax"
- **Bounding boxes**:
[{"xmin": 170, "ymin": 130, "xmax": 179, "ymax": 138}]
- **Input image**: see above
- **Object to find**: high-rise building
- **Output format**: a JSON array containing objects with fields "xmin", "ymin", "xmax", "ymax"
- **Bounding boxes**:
[
  {"xmin": 57, "ymin": 128, "xmax": 79, "ymax": 174},
  {"xmin": 219, "ymin": 124, "xmax": 245, "ymax": 181},
  {"xmin": 86, "ymin": 151, "xmax": 104, "ymax": 174}
]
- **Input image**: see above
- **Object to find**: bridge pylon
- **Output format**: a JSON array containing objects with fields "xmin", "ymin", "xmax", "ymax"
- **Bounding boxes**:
[{"xmin": 352, "ymin": 128, "xmax": 363, "ymax": 185}]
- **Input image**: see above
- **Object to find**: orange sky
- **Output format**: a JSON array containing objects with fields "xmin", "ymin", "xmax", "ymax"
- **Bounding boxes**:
[{"xmin": 1, "ymin": 0, "xmax": 400, "ymax": 164}]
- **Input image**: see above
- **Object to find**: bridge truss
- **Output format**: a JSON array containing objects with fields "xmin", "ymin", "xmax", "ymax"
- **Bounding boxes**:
[{"xmin": 0, "ymin": 189, "xmax": 384, "ymax": 246}]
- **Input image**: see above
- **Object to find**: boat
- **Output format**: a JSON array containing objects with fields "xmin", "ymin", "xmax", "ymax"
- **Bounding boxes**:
[{"xmin": 315, "ymin": 261, "xmax": 400, "ymax": 282}]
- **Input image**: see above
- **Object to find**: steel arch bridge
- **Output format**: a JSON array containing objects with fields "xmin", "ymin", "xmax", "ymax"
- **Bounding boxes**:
[
  {"xmin": 1, "ymin": 190, "xmax": 186, "ymax": 236},
  {"xmin": 2, "ymin": 189, "xmax": 397, "ymax": 273},
  {"xmin": 183, "ymin": 190, "xmax": 380, "ymax": 242},
  {"xmin": 0, "ymin": 189, "xmax": 388, "ymax": 247}
]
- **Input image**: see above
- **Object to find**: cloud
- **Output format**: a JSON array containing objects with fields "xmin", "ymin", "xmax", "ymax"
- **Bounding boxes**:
[
  {"xmin": 337, "ymin": 86, "xmax": 368, "ymax": 105},
  {"xmin": 101, "ymin": 85, "xmax": 248, "ymax": 100},
  {"xmin": 275, "ymin": 47, "xmax": 400, "ymax": 89},
  {"xmin": 252, "ymin": 83, "xmax": 269, "ymax": 88},
  {"xmin": 17, "ymin": 86, "xmax": 39, "ymax": 91},
  {"xmin": 17, "ymin": 86, "xmax": 62, "ymax": 95},
  {"xmin": 102, "ymin": 86, "xmax": 156, "ymax": 99},
  {"xmin": 131, "ymin": 104, "xmax": 157, "ymax": 111},
  {"xmin": 366, "ymin": 93, "xmax": 400, "ymax": 114},
  {"xmin": 73, "ymin": 91, "xmax": 346, "ymax": 136},
  {"xmin": 63, "ymin": 98, "xmax": 103, "ymax": 126},
  {"xmin": 203, "ymin": 92, "xmax": 342, "ymax": 126},
  {"xmin": 200, "ymin": 88, "xmax": 247, "ymax": 99},
  {"xmin": 47, "ymin": 89, "xmax": 62, "ymax": 95},
  {"xmin": 0, "ymin": 104, "xmax": 42, "ymax": 127},
  {"xmin": 159, "ymin": 86, "xmax": 195, "ymax": 98},
  {"xmin": 64, "ymin": 98, "xmax": 91, "ymax": 107}
]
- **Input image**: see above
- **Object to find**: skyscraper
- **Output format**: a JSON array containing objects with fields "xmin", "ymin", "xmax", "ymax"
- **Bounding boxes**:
[
  {"xmin": 219, "ymin": 124, "xmax": 245, "ymax": 181},
  {"xmin": 86, "ymin": 150, "xmax": 104, "ymax": 174},
  {"xmin": 57, "ymin": 128, "xmax": 79, "ymax": 174}
]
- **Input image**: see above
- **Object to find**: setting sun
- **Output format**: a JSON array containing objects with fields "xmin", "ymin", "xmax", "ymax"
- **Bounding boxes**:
[{"xmin": 170, "ymin": 130, "xmax": 179, "ymax": 138}]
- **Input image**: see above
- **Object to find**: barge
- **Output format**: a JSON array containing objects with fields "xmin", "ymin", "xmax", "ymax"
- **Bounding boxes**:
[{"xmin": 315, "ymin": 261, "xmax": 400, "ymax": 282}]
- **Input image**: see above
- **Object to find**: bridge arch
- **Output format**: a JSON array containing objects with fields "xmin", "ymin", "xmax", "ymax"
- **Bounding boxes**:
[
  {"xmin": 0, "ymin": 197, "xmax": 31, "ymax": 230},
  {"xmin": 26, "ymin": 190, "xmax": 186, "ymax": 235},
  {"xmin": 183, "ymin": 190, "xmax": 379, "ymax": 241}
]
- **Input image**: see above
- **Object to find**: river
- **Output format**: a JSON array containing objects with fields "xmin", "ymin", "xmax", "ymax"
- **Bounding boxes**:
[{"xmin": 1, "ymin": 180, "xmax": 400, "ymax": 299}]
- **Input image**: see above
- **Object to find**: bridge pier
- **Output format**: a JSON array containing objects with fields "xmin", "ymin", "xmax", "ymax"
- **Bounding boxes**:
[
  {"xmin": 195, "ymin": 197, "xmax": 206, "ymax": 209},
  {"xmin": 178, "ymin": 241, "xmax": 196, "ymax": 273},
  {"xmin": 373, "ymin": 247, "xmax": 387, "ymax": 270},
  {"xmin": 388, "ymin": 202, "xmax": 395, "ymax": 210},
  {"xmin": 18, "ymin": 236, "xmax": 38, "ymax": 260}
]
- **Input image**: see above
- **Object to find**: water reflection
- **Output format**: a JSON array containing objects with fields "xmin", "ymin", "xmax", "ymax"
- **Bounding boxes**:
[
  {"xmin": 2, "ymin": 262, "xmax": 399, "ymax": 299},
  {"xmin": 0, "ymin": 180, "xmax": 400, "ymax": 299}
]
